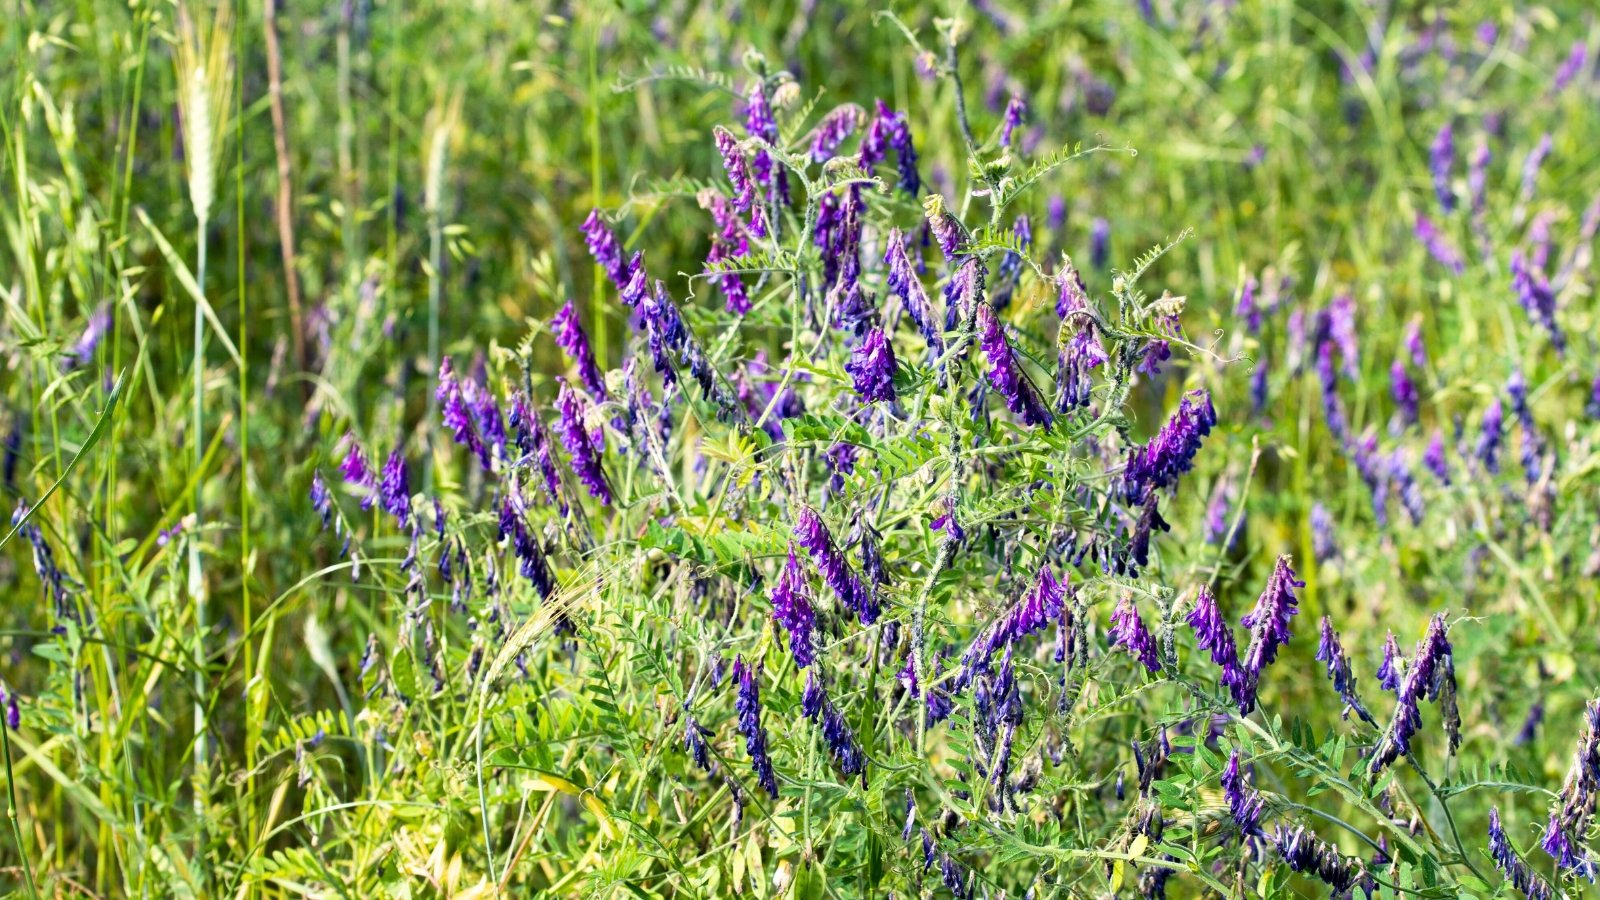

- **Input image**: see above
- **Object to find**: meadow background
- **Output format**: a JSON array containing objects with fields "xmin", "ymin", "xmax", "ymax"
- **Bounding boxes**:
[{"xmin": 2, "ymin": 0, "xmax": 1599, "ymax": 897}]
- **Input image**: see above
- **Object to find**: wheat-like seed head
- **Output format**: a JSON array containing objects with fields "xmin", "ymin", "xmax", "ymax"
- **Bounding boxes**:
[{"xmin": 174, "ymin": 0, "xmax": 234, "ymax": 225}]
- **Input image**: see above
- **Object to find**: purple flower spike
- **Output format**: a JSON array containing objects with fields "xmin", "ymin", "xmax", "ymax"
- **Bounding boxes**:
[
  {"xmin": 801, "ymin": 671, "xmax": 865, "ymax": 777},
  {"xmin": 1490, "ymin": 808, "xmax": 1556, "ymax": 900},
  {"xmin": 845, "ymin": 327, "xmax": 898, "ymax": 403},
  {"xmin": 1122, "ymin": 389, "xmax": 1217, "ymax": 504},
  {"xmin": 1424, "ymin": 429, "xmax": 1451, "ymax": 484},
  {"xmin": 976, "ymin": 303, "xmax": 1053, "ymax": 428},
  {"xmin": 552, "ymin": 300, "xmax": 607, "ymax": 399},
  {"xmin": 340, "ymin": 435, "xmax": 377, "ymax": 510},
  {"xmin": 1090, "ymin": 218, "xmax": 1110, "ymax": 269},
  {"xmin": 809, "ymin": 104, "xmax": 862, "ymax": 163},
  {"xmin": 438, "ymin": 358, "xmax": 491, "ymax": 470},
  {"xmin": 732, "ymin": 656, "xmax": 778, "ymax": 799},
  {"xmin": 1000, "ymin": 95, "xmax": 1026, "ymax": 147},
  {"xmin": 770, "ymin": 545, "xmax": 817, "ymax": 668},
  {"xmin": 884, "ymin": 229, "xmax": 942, "ymax": 351},
  {"xmin": 1222, "ymin": 750, "xmax": 1264, "ymax": 837},
  {"xmin": 310, "ymin": 470, "xmax": 333, "ymax": 531},
  {"xmin": 1430, "ymin": 121, "xmax": 1455, "ymax": 212},
  {"xmin": 1553, "ymin": 41, "xmax": 1589, "ymax": 92},
  {"xmin": 714, "ymin": 127, "xmax": 757, "ymax": 213},
  {"xmin": 1390, "ymin": 360, "xmax": 1418, "ymax": 428},
  {"xmin": 1415, "ymin": 214, "xmax": 1465, "ymax": 274},
  {"xmin": 1476, "ymin": 398, "xmax": 1504, "ymax": 474},
  {"xmin": 554, "ymin": 381, "xmax": 611, "ymax": 505},
  {"xmin": 962, "ymin": 564, "xmax": 1066, "ymax": 675},
  {"xmin": 1109, "ymin": 594, "xmax": 1160, "ymax": 673},
  {"xmin": 1187, "ymin": 585, "xmax": 1247, "ymax": 705},
  {"xmin": 1376, "ymin": 631, "xmax": 1402, "ymax": 692},
  {"xmin": 1238, "ymin": 556, "xmax": 1303, "ymax": 713},
  {"xmin": 581, "ymin": 209, "xmax": 627, "ymax": 290},
  {"xmin": 379, "ymin": 450, "xmax": 410, "ymax": 528},
  {"xmin": 1310, "ymin": 502, "xmax": 1337, "ymax": 563},
  {"xmin": 1370, "ymin": 614, "xmax": 1458, "ymax": 774},
  {"xmin": 1316, "ymin": 616, "xmax": 1375, "ymax": 725},
  {"xmin": 1272, "ymin": 825, "xmax": 1361, "ymax": 894},
  {"xmin": 794, "ymin": 507, "xmax": 875, "ymax": 624},
  {"xmin": 1543, "ymin": 700, "xmax": 1600, "ymax": 880}
]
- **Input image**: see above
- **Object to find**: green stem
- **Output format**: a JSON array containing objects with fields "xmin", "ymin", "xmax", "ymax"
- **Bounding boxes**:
[
  {"xmin": 191, "ymin": 214, "xmax": 209, "ymax": 881},
  {"xmin": 1, "ymin": 721, "xmax": 41, "ymax": 900}
]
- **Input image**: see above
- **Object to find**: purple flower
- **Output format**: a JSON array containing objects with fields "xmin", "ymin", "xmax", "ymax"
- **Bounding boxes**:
[
  {"xmin": 845, "ymin": 327, "xmax": 898, "ymax": 403},
  {"xmin": 12, "ymin": 500, "xmax": 74, "ymax": 625},
  {"xmin": 809, "ymin": 104, "xmax": 862, "ymax": 163},
  {"xmin": 1415, "ymin": 214, "xmax": 1465, "ymax": 274},
  {"xmin": 310, "ymin": 470, "xmax": 333, "ymax": 531},
  {"xmin": 1476, "ymin": 399, "xmax": 1504, "ymax": 474},
  {"xmin": 554, "ymin": 381, "xmax": 611, "ymax": 505},
  {"xmin": 62, "ymin": 304, "xmax": 111, "ymax": 371},
  {"xmin": 1553, "ymin": 41, "xmax": 1589, "ymax": 92},
  {"xmin": 1272, "ymin": 825, "xmax": 1361, "ymax": 894},
  {"xmin": 801, "ymin": 671, "xmax": 864, "ymax": 777},
  {"xmin": 499, "ymin": 495, "xmax": 554, "ymax": 598},
  {"xmin": 1054, "ymin": 262, "xmax": 1107, "ymax": 411},
  {"xmin": 1109, "ymin": 594, "xmax": 1160, "ymax": 673},
  {"xmin": 1588, "ymin": 373, "xmax": 1600, "ymax": 419},
  {"xmin": 884, "ymin": 228, "xmax": 943, "ymax": 351},
  {"xmin": 1490, "ymin": 808, "xmax": 1556, "ymax": 900},
  {"xmin": 1390, "ymin": 360, "xmax": 1418, "ymax": 428},
  {"xmin": 438, "ymin": 358, "xmax": 491, "ymax": 470},
  {"xmin": 1310, "ymin": 502, "xmax": 1337, "ymax": 563},
  {"xmin": 1424, "ymin": 429, "xmax": 1451, "ymax": 484},
  {"xmin": 1520, "ymin": 134, "xmax": 1553, "ymax": 207},
  {"xmin": 1238, "ymin": 556, "xmax": 1303, "ymax": 713},
  {"xmin": 1430, "ymin": 121, "xmax": 1455, "ymax": 212},
  {"xmin": 340, "ymin": 436, "xmax": 376, "ymax": 510},
  {"xmin": 1047, "ymin": 196, "xmax": 1067, "ymax": 229},
  {"xmin": 1221, "ymin": 750, "xmax": 1264, "ymax": 836},
  {"xmin": 1370, "ymin": 614, "xmax": 1457, "ymax": 774},
  {"xmin": 1187, "ymin": 585, "xmax": 1246, "ymax": 704},
  {"xmin": 977, "ymin": 303, "xmax": 1053, "ymax": 428},
  {"xmin": 683, "ymin": 715, "xmax": 714, "ymax": 774},
  {"xmin": 552, "ymin": 300, "xmax": 607, "ymax": 399},
  {"xmin": 509, "ymin": 392, "xmax": 565, "ymax": 510},
  {"xmin": 744, "ymin": 82, "xmax": 788, "ymax": 203},
  {"xmin": 1122, "ymin": 389, "xmax": 1217, "ymax": 504},
  {"xmin": 794, "ymin": 507, "xmax": 875, "ymax": 624},
  {"xmin": 1316, "ymin": 616, "xmax": 1375, "ymax": 724},
  {"xmin": 824, "ymin": 443, "xmax": 858, "ymax": 494},
  {"xmin": 1235, "ymin": 275, "xmax": 1260, "ymax": 332},
  {"xmin": 1000, "ymin": 95, "xmax": 1026, "ymax": 147},
  {"xmin": 1, "ymin": 686, "xmax": 18, "ymax": 731},
  {"xmin": 770, "ymin": 546, "xmax": 817, "ymax": 668},
  {"xmin": 926, "ymin": 201, "xmax": 962, "ymax": 259},
  {"xmin": 1376, "ymin": 631, "xmax": 1401, "ymax": 692},
  {"xmin": 379, "ymin": 450, "xmax": 411, "ymax": 528},
  {"xmin": 1090, "ymin": 218, "xmax": 1110, "ymax": 269},
  {"xmin": 962, "ymin": 564, "xmax": 1066, "ymax": 674},
  {"xmin": 620, "ymin": 251, "xmax": 648, "ymax": 308},
  {"xmin": 1511, "ymin": 251, "xmax": 1564, "ymax": 352},
  {"xmin": 1404, "ymin": 318, "xmax": 1428, "ymax": 369},
  {"xmin": 714, "ymin": 127, "xmax": 757, "ymax": 214},
  {"xmin": 732, "ymin": 656, "xmax": 778, "ymax": 798},
  {"xmin": 1543, "ymin": 700, "xmax": 1600, "ymax": 879},
  {"xmin": 581, "ymin": 209, "xmax": 627, "ymax": 290}
]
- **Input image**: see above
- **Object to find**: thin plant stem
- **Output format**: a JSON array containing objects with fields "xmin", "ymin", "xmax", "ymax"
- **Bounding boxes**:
[{"xmin": 1, "ymin": 721, "xmax": 41, "ymax": 900}]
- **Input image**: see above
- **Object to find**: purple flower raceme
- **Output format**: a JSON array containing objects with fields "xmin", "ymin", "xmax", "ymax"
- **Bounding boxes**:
[
  {"xmin": 1370, "ymin": 613, "xmax": 1459, "ymax": 774},
  {"xmin": 509, "ymin": 392, "xmax": 565, "ymax": 510},
  {"xmin": 438, "ymin": 358, "xmax": 491, "ymax": 470},
  {"xmin": 1542, "ymin": 699, "xmax": 1600, "ymax": 879},
  {"xmin": 310, "ymin": 470, "xmax": 334, "ymax": 531},
  {"xmin": 1390, "ymin": 359, "xmax": 1418, "ymax": 429},
  {"xmin": 1403, "ymin": 318, "xmax": 1427, "ymax": 369},
  {"xmin": 1519, "ymin": 133, "xmax": 1553, "ymax": 208},
  {"xmin": 340, "ymin": 435, "xmax": 377, "ymax": 510},
  {"xmin": 554, "ymin": 381, "xmax": 611, "ymax": 505},
  {"xmin": 1109, "ymin": 594, "xmax": 1160, "ymax": 673},
  {"xmin": 379, "ymin": 450, "xmax": 411, "ymax": 528},
  {"xmin": 1415, "ymin": 214, "xmax": 1465, "ymax": 274},
  {"xmin": 552, "ymin": 300, "xmax": 607, "ymax": 399},
  {"xmin": 884, "ymin": 228, "xmax": 943, "ymax": 352},
  {"xmin": 1187, "ymin": 585, "xmax": 1247, "ymax": 707},
  {"xmin": 498, "ymin": 494, "xmax": 554, "ymax": 598},
  {"xmin": 801, "ymin": 671, "xmax": 865, "ymax": 778},
  {"xmin": 1310, "ymin": 502, "xmax": 1337, "ymax": 563},
  {"xmin": 714, "ymin": 127, "xmax": 759, "ymax": 224},
  {"xmin": 976, "ymin": 302, "xmax": 1053, "ymax": 428},
  {"xmin": 808, "ymin": 104, "xmax": 862, "ymax": 163},
  {"xmin": 1122, "ymin": 389, "xmax": 1217, "ymax": 504},
  {"xmin": 1510, "ymin": 251, "xmax": 1564, "ymax": 353},
  {"xmin": 1476, "ymin": 399, "xmax": 1504, "ymax": 474},
  {"xmin": 744, "ymin": 81, "xmax": 788, "ymax": 204},
  {"xmin": 1221, "ymin": 750, "xmax": 1264, "ymax": 837},
  {"xmin": 1490, "ymin": 808, "xmax": 1556, "ymax": 900},
  {"xmin": 1424, "ymin": 429, "xmax": 1451, "ymax": 484},
  {"xmin": 1090, "ymin": 218, "xmax": 1110, "ymax": 269},
  {"xmin": 683, "ymin": 715, "xmax": 714, "ymax": 774},
  {"xmin": 1235, "ymin": 274, "xmax": 1260, "ymax": 332},
  {"xmin": 794, "ymin": 506, "xmax": 876, "ymax": 624},
  {"xmin": 1315, "ymin": 617, "xmax": 1375, "ymax": 725},
  {"xmin": 924, "ymin": 194, "xmax": 963, "ymax": 259},
  {"xmin": 961, "ymin": 564, "xmax": 1065, "ymax": 675},
  {"xmin": 62, "ymin": 304, "xmax": 111, "ymax": 371},
  {"xmin": 1376, "ymin": 631, "xmax": 1402, "ymax": 692},
  {"xmin": 1000, "ymin": 95, "xmax": 1026, "ymax": 147},
  {"xmin": 581, "ymin": 209, "xmax": 628, "ymax": 290},
  {"xmin": 845, "ymin": 327, "xmax": 898, "ymax": 403},
  {"xmin": 769, "ymin": 545, "xmax": 817, "ymax": 668},
  {"xmin": 1553, "ymin": 41, "xmax": 1589, "ymax": 92},
  {"xmin": 13, "ymin": 501, "xmax": 75, "ymax": 626},
  {"xmin": 1430, "ymin": 121, "xmax": 1455, "ymax": 212},
  {"xmin": 1237, "ymin": 556, "xmax": 1303, "ymax": 714},
  {"xmin": 732, "ymin": 656, "xmax": 778, "ymax": 799},
  {"xmin": 1054, "ymin": 261, "xmax": 1107, "ymax": 412},
  {"xmin": 1271, "ymin": 825, "xmax": 1363, "ymax": 894}
]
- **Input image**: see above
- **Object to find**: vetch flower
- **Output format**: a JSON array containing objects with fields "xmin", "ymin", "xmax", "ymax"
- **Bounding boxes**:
[
  {"xmin": 1222, "ymin": 750, "xmax": 1265, "ymax": 837},
  {"xmin": 808, "ymin": 104, "xmax": 862, "ymax": 163},
  {"xmin": 554, "ymin": 381, "xmax": 611, "ymax": 505},
  {"xmin": 884, "ymin": 228, "xmax": 943, "ymax": 352},
  {"xmin": 1238, "ymin": 556, "xmax": 1303, "ymax": 713},
  {"xmin": 732, "ymin": 656, "xmax": 778, "ymax": 798},
  {"xmin": 552, "ymin": 300, "xmax": 607, "ymax": 399},
  {"xmin": 977, "ymin": 302, "xmax": 1053, "ymax": 428},
  {"xmin": 1424, "ymin": 429, "xmax": 1451, "ymax": 484},
  {"xmin": 1414, "ymin": 214, "xmax": 1465, "ymax": 274},
  {"xmin": 438, "ymin": 358, "xmax": 491, "ymax": 470},
  {"xmin": 1390, "ymin": 359, "xmax": 1418, "ymax": 428},
  {"xmin": 924, "ymin": 194, "xmax": 962, "ymax": 259},
  {"xmin": 769, "ymin": 545, "xmax": 817, "ymax": 668},
  {"xmin": 1316, "ymin": 616, "xmax": 1376, "ymax": 724},
  {"xmin": 1370, "ymin": 613, "xmax": 1458, "ymax": 774},
  {"xmin": 340, "ymin": 435, "xmax": 377, "ymax": 510},
  {"xmin": 961, "ymin": 564, "xmax": 1065, "ymax": 675},
  {"xmin": 845, "ymin": 327, "xmax": 898, "ymax": 403},
  {"xmin": 794, "ymin": 506, "xmax": 876, "ymax": 624},
  {"xmin": 310, "ymin": 470, "xmax": 333, "ymax": 531},
  {"xmin": 1122, "ymin": 389, "xmax": 1216, "ymax": 504},
  {"xmin": 13, "ymin": 501, "xmax": 75, "ymax": 626},
  {"xmin": 1430, "ymin": 121, "xmax": 1455, "ymax": 212},
  {"xmin": 581, "ymin": 208, "xmax": 628, "ymax": 290},
  {"xmin": 1490, "ymin": 807, "xmax": 1556, "ymax": 900},
  {"xmin": 1310, "ymin": 502, "xmax": 1337, "ymax": 563},
  {"xmin": 379, "ymin": 450, "xmax": 411, "ymax": 528},
  {"xmin": 1542, "ymin": 699, "xmax": 1600, "ymax": 878},
  {"xmin": 1271, "ymin": 825, "xmax": 1362, "ymax": 894},
  {"xmin": 1187, "ymin": 585, "xmax": 1247, "ymax": 706},
  {"xmin": 714, "ymin": 127, "xmax": 757, "ymax": 214},
  {"xmin": 1000, "ymin": 95, "xmax": 1026, "ymax": 147},
  {"xmin": 683, "ymin": 715, "xmax": 715, "ymax": 774},
  {"xmin": 801, "ymin": 671, "xmax": 865, "ymax": 778},
  {"xmin": 1376, "ymin": 631, "xmax": 1402, "ymax": 692},
  {"xmin": 1090, "ymin": 217, "xmax": 1109, "ymax": 269},
  {"xmin": 1109, "ymin": 594, "xmax": 1160, "ymax": 673},
  {"xmin": 1476, "ymin": 399, "xmax": 1504, "ymax": 474}
]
